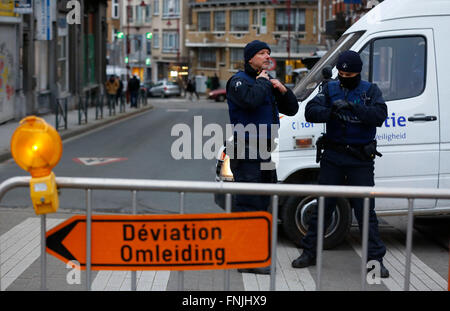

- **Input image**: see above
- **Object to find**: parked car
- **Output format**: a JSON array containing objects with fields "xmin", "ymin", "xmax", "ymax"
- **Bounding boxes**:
[
  {"xmin": 208, "ymin": 88, "xmax": 226, "ymax": 102},
  {"xmin": 292, "ymin": 68, "xmax": 309, "ymax": 85},
  {"xmin": 143, "ymin": 81, "xmax": 154, "ymax": 97},
  {"xmin": 149, "ymin": 80, "xmax": 181, "ymax": 98}
]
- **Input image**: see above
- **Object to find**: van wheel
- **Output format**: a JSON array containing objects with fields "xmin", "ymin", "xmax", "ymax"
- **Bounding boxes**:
[{"xmin": 281, "ymin": 195, "xmax": 352, "ymax": 249}]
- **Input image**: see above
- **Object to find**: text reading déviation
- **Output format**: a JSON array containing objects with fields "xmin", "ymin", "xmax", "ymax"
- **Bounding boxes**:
[{"xmin": 120, "ymin": 223, "xmax": 226, "ymax": 265}]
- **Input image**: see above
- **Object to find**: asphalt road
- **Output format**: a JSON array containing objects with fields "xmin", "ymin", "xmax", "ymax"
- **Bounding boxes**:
[{"xmin": 0, "ymin": 99, "xmax": 229, "ymax": 214}]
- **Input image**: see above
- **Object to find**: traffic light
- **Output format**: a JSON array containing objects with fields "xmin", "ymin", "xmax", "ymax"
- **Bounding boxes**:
[
  {"xmin": 146, "ymin": 32, "xmax": 152, "ymax": 40},
  {"xmin": 145, "ymin": 57, "xmax": 151, "ymax": 66},
  {"xmin": 124, "ymin": 56, "xmax": 129, "ymax": 64},
  {"xmin": 116, "ymin": 31, "xmax": 124, "ymax": 39}
]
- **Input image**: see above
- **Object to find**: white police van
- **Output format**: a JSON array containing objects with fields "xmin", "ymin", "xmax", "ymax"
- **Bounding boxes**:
[{"xmin": 215, "ymin": 0, "xmax": 450, "ymax": 248}]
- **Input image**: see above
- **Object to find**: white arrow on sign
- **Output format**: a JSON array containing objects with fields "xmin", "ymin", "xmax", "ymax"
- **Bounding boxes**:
[{"xmin": 73, "ymin": 157, "xmax": 128, "ymax": 166}]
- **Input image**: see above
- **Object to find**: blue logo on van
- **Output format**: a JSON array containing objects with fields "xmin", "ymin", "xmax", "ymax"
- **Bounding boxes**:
[
  {"xmin": 383, "ymin": 113, "xmax": 406, "ymax": 128},
  {"xmin": 377, "ymin": 113, "xmax": 408, "ymax": 142}
]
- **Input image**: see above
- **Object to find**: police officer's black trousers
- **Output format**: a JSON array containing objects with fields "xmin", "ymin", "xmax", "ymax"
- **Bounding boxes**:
[
  {"xmin": 301, "ymin": 156, "xmax": 387, "ymax": 263},
  {"xmin": 230, "ymin": 159, "xmax": 277, "ymax": 212}
]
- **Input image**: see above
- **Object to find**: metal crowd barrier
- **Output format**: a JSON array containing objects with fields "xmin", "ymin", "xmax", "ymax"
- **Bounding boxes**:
[
  {"xmin": 55, "ymin": 97, "xmax": 68, "ymax": 131},
  {"xmin": 95, "ymin": 94, "xmax": 104, "ymax": 120},
  {"xmin": 78, "ymin": 94, "xmax": 88, "ymax": 125},
  {"xmin": 1, "ymin": 176, "xmax": 449, "ymax": 291}
]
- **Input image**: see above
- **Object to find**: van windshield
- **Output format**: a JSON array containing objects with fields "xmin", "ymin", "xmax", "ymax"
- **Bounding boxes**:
[{"xmin": 294, "ymin": 31, "xmax": 366, "ymax": 101}]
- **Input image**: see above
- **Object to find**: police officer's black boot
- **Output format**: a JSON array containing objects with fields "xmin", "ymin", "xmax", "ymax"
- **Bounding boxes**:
[
  {"xmin": 291, "ymin": 251, "xmax": 316, "ymax": 268},
  {"xmin": 380, "ymin": 263, "xmax": 389, "ymax": 278},
  {"xmin": 238, "ymin": 266, "xmax": 271, "ymax": 275}
]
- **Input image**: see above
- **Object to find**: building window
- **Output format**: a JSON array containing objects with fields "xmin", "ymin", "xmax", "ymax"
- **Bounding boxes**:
[
  {"xmin": 57, "ymin": 32, "xmax": 68, "ymax": 93},
  {"xmin": 135, "ymin": 5, "xmax": 143, "ymax": 24},
  {"xmin": 214, "ymin": 11, "xmax": 225, "ymax": 31},
  {"xmin": 154, "ymin": 0, "xmax": 159, "ymax": 15},
  {"xmin": 198, "ymin": 12, "xmax": 210, "ymax": 32},
  {"xmin": 112, "ymin": 0, "xmax": 119, "ymax": 19},
  {"xmin": 146, "ymin": 41, "xmax": 151, "ymax": 55},
  {"xmin": 127, "ymin": 5, "xmax": 133, "ymax": 23},
  {"xmin": 230, "ymin": 10, "xmax": 249, "ymax": 32},
  {"xmin": 163, "ymin": 31, "xmax": 179, "ymax": 52},
  {"xmin": 134, "ymin": 35, "xmax": 142, "ymax": 53},
  {"xmin": 145, "ymin": 4, "xmax": 152, "ymax": 22},
  {"xmin": 199, "ymin": 49, "xmax": 216, "ymax": 68},
  {"xmin": 275, "ymin": 9, "xmax": 305, "ymax": 32},
  {"xmin": 153, "ymin": 32, "xmax": 159, "ymax": 49},
  {"xmin": 163, "ymin": 0, "xmax": 180, "ymax": 18},
  {"xmin": 230, "ymin": 48, "xmax": 244, "ymax": 70}
]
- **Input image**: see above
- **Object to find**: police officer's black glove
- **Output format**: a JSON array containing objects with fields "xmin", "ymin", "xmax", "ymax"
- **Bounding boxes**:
[
  {"xmin": 331, "ymin": 99, "xmax": 351, "ymax": 112},
  {"xmin": 331, "ymin": 111, "xmax": 349, "ymax": 122}
]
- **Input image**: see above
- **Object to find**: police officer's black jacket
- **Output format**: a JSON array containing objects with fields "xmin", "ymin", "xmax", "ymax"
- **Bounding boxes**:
[
  {"xmin": 305, "ymin": 79, "xmax": 387, "ymax": 145},
  {"xmin": 226, "ymin": 63, "xmax": 299, "ymax": 141}
]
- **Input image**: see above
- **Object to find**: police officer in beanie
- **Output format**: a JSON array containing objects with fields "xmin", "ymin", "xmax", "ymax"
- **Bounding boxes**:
[
  {"xmin": 226, "ymin": 40, "xmax": 298, "ymax": 274},
  {"xmin": 291, "ymin": 50, "xmax": 389, "ymax": 278}
]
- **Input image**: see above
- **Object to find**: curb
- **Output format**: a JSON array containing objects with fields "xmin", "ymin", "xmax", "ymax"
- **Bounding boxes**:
[{"xmin": 0, "ymin": 105, "xmax": 154, "ymax": 164}]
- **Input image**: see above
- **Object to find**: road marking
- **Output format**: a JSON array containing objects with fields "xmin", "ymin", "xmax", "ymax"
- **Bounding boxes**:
[
  {"xmin": 241, "ymin": 239, "xmax": 316, "ymax": 291},
  {"xmin": 347, "ymin": 234, "xmax": 447, "ymax": 291},
  {"xmin": 1, "ymin": 217, "xmax": 65, "ymax": 291},
  {"xmin": 166, "ymin": 109, "xmax": 188, "ymax": 112},
  {"xmin": 73, "ymin": 157, "xmax": 128, "ymax": 166},
  {"xmin": 91, "ymin": 270, "xmax": 170, "ymax": 291}
]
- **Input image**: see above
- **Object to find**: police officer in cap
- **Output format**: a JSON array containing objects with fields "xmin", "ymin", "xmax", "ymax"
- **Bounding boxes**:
[
  {"xmin": 226, "ymin": 40, "xmax": 298, "ymax": 274},
  {"xmin": 291, "ymin": 50, "xmax": 389, "ymax": 278}
]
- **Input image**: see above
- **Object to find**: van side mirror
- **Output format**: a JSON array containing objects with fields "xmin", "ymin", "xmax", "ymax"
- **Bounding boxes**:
[{"xmin": 322, "ymin": 66, "xmax": 332, "ymax": 80}]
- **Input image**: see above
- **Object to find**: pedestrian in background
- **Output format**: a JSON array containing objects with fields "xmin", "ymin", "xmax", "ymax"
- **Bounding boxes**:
[
  {"xmin": 105, "ymin": 75, "xmax": 119, "ymax": 107},
  {"xmin": 291, "ymin": 50, "xmax": 389, "ymax": 279},
  {"xmin": 226, "ymin": 40, "xmax": 298, "ymax": 274},
  {"xmin": 116, "ymin": 76, "xmax": 123, "ymax": 106},
  {"xmin": 212, "ymin": 73, "xmax": 220, "ymax": 90},
  {"xmin": 128, "ymin": 75, "xmax": 140, "ymax": 108},
  {"xmin": 186, "ymin": 77, "xmax": 199, "ymax": 101}
]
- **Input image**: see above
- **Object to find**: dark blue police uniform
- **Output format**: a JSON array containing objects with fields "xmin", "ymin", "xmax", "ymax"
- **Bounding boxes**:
[
  {"xmin": 226, "ymin": 62, "xmax": 298, "ymax": 212},
  {"xmin": 292, "ymin": 51, "xmax": 389, "ymax": 277},
  {"xmin": 302, "ymin": 79, "xmax": 387, "ymax": 262}
]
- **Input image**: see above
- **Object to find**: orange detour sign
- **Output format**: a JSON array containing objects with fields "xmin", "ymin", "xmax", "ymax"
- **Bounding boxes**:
[{"xmin": 46, "ymin": 212, "xmax": 272, "ymax": 271}]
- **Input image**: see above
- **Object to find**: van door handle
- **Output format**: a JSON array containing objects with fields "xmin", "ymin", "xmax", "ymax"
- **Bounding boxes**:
[{"xmin": 407, "ymin": 115, "xmax": 437, "ymax": 122}]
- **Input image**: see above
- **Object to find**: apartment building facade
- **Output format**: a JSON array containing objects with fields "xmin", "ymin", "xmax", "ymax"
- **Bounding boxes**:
[
  {"xmin": 186, "ymin": 0, "xmax": 323, "ymax": 88},
  {"xmin": 150, "ymin": 0, "xmax": 189, "ymax": 83},
  {"xmin": 115, "ymin": 0, "xmax": 189, "ymax": 83},
  {"xmin": 118, "ymin": 0, "xmax": 153, "ymax": 82},
  {"xmin": 321, "ymin": 0, "xmax": 382, "ymax": 43},
  {"xmin": 1, "ymin": 0, "xmax": 108, "ymax": 122}
]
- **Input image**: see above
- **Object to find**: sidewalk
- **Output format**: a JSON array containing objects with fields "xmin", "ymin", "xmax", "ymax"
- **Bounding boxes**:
[{"xmin": 0, "ymin": 100, "xmax": 154, "ymax": 163}]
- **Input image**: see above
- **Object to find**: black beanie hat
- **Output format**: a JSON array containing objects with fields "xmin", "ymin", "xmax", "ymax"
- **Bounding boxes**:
[
  {"xmin": 336, "ymin": 50, "xmax": 362, "ymax": 73},
  {"xmin": 244, "ymin": 40, "xmax": 271, "ymax": 63}
]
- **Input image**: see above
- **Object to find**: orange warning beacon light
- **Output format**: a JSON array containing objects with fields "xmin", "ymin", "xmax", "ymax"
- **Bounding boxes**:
[{"xmin": 10, "ymin": 116, "xmax": 63, "ymax": 214}]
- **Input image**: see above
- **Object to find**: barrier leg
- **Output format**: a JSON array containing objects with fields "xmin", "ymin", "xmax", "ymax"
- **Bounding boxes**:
[
  {"xmin": 404, "ymin": 198, "xmax": 415, "ymax": 291},
  {"xmin": 270, "ymin": 195, "xmax": 278, "ymax": 291},
  {"xmin": 86, "ymin": 189, "xmax": 92, "ymax": 291},
  {"xmin": 316, "ymin": 196, "xmax": 325, "ymax": 291},
  {"xmin": 361, "ymin": 197, "xmax": 370, "ymax": 290},
  {"xmin": 224, "ymin": 193, "xmax": 232, "ymax": 291},
  {"xmin": 40, "ymin": 214, "xmax": 47, "ymax": 291},
  {"xmin": 131, "ymin": 190, "xmax": 137, "ymax": 291},
  {"xmin": 178, "ymin": 192, "xmax": 185, "ymax": 291}
]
